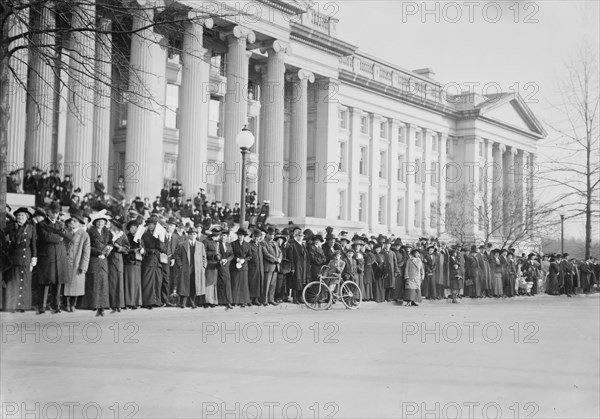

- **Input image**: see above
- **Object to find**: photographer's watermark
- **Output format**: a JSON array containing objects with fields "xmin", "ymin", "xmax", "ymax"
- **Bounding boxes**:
[
  {"xmin": 201, "ymin": 321, "xmax": 339, "ymax": 344},
  {"xmin": 201, "ymin": 401, "xmax": 339, "ymax": 419},
  {"xmin": 1, "ymin": 322, "xmax": 140, "ymax": 344},
  {"xmin": 401, "ymin": 1, "xmax": 540, "ymax": 24},
  {"xmin": 401, "ymin": 401, "xmax": 539, "ymax": 418},
  {"xmin": 1, "ymin": 401, "xmax": 139, "ymax": 419},
  {"xmin": 401, "ymin": 322, "xmax": 539, "ymax": 344}
]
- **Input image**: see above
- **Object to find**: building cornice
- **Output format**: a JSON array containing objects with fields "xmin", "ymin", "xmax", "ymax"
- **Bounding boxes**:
[
  {"xmin": 290, "ymin": 22, "xmax": 356, "ymax": 57},
  {"xmin": 339, "ymin": 69, "xmax": 458, "ymax": 118}
]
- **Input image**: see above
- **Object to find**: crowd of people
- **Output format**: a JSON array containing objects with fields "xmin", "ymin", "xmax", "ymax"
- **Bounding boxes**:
[{"xmin": 2, "ymin": 168, "xmax": 599, "ymax": 314}]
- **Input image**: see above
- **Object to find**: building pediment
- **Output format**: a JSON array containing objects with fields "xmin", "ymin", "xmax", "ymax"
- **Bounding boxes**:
[{"xmin": 456, "ymin": 93, "xmax": 546, "ymax": 139}]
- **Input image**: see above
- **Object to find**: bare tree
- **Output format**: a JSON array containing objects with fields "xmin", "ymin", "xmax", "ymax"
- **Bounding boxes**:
[
  {"xmin": 538, "ymin": 45, "xmax": 600, "ymax": 259},
  {"xmin": 1, "ymin": 0, "xmax": 237, "ymax": 230},
  {"xmin": 444, "ymin": 184, "xmax": 554, "ymax": 249}
]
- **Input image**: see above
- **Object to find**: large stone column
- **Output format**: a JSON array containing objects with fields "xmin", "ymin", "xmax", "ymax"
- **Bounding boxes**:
[
  {"xmin": 388, "ymin": 119, "xmax": 399, "ymax": 232},
  {"xmin": 521, "ymin": 150, "xmax": 530, "ymax": 225},
  {"xmin": 527, "ymin": 153, "xmax": 536, "ymax": 224},
  {"xmin": 437, "ymin": 133, "xmax": 448, "ymax": 235},
  {"xmin": 368, "ymin": 114, "xmax": 381, "ymax": 231},
  {"xmin": 348, "ymin": 106, "xmax": 362, "ymax": 222},
  {"xmin": 287, "ymin": 69, "xmax": 313, "ymax": 217},
  {"xmin": 484, "ymin": 138, "xmax": 494, "ymax": 236},
  {"xmin": 125, "ymin": 7, "xmax": 167, "ymax": 200},
  {"xmin": 463, "ymin": 135, "xmax": 480, "ymax": 239},
  {"xmin": 405, "ymin": 123, "xmax": 415, "ymax": 236},
  {"xmin": 64, "ymin": 1, "xmax": 96, "ymax": 192},
  {"xmin": 25, "ymin": 3, "xmax": 56, "ymax": 171},
  {"xmin": 421, "ymin": 128, "xmax": 431, "ymax": 234},
  {"xmin": 503, "ymin": 146, "xmax": 517, "ymax": 233},
  {"xmin": 492, "ymin": 142, "xmax": 505, "ymax": 233},
  {"xmin": 92, "ymin": 18, "xmax": 112, "ymax": 193},
  {"xmin": 222, "ymin": 26, "xmax": 255, "ymax": 208},
  {"xmin": 259, "ymin": 40, "xmax": 288, "ymax": 217},
  {"xmin": 177, "ymin": 16, "xmax": 213, "ymax": 198},
  {"xmin": 7, "ymin": 8, "xmax": 29, "ymax": 173}
]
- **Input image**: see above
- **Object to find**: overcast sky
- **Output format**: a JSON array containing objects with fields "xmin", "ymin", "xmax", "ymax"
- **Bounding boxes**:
[{"xmin": 329, "ymin": 0, "xmax": 599, "ymax": 238}]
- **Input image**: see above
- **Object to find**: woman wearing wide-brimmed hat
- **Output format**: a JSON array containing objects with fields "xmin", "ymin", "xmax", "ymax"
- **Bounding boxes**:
[
  {"xmin": 123, "ymin": 220, "xmax": 143, "ymax": 309},
  {"xmin": 140, "ymin": 216, "xmax": 162, "ymax": 308},
  {"xmin": 108, "ymin": 219, "xmax": 130, "ymax": 312},
  {"xmin": 63, "ymin": 212, "xmax": 90, "ymax": 312},
  {"xmin": 83, "ymin": 211, "xmax": 112, "ymax": 316},
  {"xmin": 404, "ymin": 248, "xmax": 425, "ymax": 306},
  {"xmin": 230, "ymin": 228, "xmax": 252, "ymax": 306},
  {"xmin": 3, "ymin": 207, "xmax": 37, "ymax": 312}
]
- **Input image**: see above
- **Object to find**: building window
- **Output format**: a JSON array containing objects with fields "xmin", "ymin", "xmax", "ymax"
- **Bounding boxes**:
[
  {"xmin": 338, "ymin": 190, "xmax": 346, "ymax": 220},
  {"xmin": 397, "ymin": 198, "xmax": 404, "ymax": 226},
  {"xmin": 360, "ymin": 116, "xmax": 369, "ymax": 134},
  {"xmin": 209, "ymin": 99, "xmax": 221, "ymax": 137},
  {"xmin": 338, "ymin": 109, "xmax": 348, "ymax": 129},
  {"xmin": 415, "ymin": 130, "xmax": 422, "ymax": 148},
  {"xmin": 378, "ymin": 196, "xmax": 386, "ymax": 224},
  {"xmin": 430, "ymin": 201, "xmax": 438, "ymax": 229},
  {"xmin": 432, "ymin": 135, "xmax": 438, "ymax": 151},
  {"xmin": 398, "ymin": 126, "xmax": 405, "ymax": 143},
  {"xmin": 415, "ymin": 158, "xmax": 421, "ymax": 184},
  {"xmin": 247, "ymin": 116, "xmax": 257, "ymax": 152},
  {"xmin": 165, "ymin": 83, "xmax": 179, "ymax": 129},
  {"xmin": 379, "ymin": 151, "xmax": 387, "ymax": 178},
  {"xmin": 359, "ymin": 193, "xmax": 367, "ymax": 222},
  {"xmin": 479, "ymin": 166, "xmax": 484, "ymax": 192},
  {"xmin": 414, "ymin": 200, "xmax": 421, "ymax": 228},
  {"xmin": 430, "ymin": 162, "xmax": 437, "ymax": 187},
  {"xmin": 398, "ymin": 155, "xmax": 405, "ymax": 182},
  {"xmin": 446, "ymin": 138, "xmax": 452, "ymax": 155},
  {"xmin": 163, "ymin": 153, "xmax": 177, "ymax": 184},
  {"xmin": 380, "ymin": 120, "xmax": 388, "ymax": 139},
  {"xmin": 339, "ymin": 142, "xmax": 347, "ymax": 172},
  {"xmin": 479, "ymin": 141, "xmax": 484, "ymax": 157},
  {"xmin": 359, "ymin": 147, "xmax": 367, "ymax": 175}
]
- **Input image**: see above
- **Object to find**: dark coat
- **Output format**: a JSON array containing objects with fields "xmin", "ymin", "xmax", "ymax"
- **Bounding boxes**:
[
  {"xmin": 6, "ymin": 222, "xmax": 37, "ymax": 266},
  {"xmin": 36, "ymin": 218, "xmax": 73, "ymax": 285},
  {"xmin": 286, "ymin": 239, "xmax": 309, "ymax": 290},
  {"xmin": 84, "ymin": 226, "xmax": 112, "ymax": 309}
]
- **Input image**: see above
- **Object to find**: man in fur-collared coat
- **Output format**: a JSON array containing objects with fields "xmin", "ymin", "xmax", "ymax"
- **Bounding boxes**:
[{"xmin": 175, "ymin": 227, "xmax": 207, "ymax": 308}]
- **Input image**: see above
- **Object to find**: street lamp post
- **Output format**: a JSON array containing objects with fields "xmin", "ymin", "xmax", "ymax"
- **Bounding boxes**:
[
  {"xmin": 558, "ymin": 206, "xmax": 566, "ymax": 254},
  {"xmin": 236, "ymin": 126, "xmax": 255, "ymax": 228}
]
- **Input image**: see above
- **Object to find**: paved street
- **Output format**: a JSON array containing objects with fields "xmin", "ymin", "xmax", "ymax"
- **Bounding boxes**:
[{"xmin": 1, "ymin": 294, "xmax": 599, "ymax": 419}]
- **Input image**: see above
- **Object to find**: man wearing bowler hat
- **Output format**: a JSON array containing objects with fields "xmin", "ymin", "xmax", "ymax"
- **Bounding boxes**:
[{"xmin": 36, "ymin": 202, "xmax": 73, "ymax": 313}]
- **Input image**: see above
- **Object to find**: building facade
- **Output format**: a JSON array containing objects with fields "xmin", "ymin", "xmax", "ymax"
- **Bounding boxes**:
[{"xmin": 6, "ymin": 0, "xmax": 546, "ymax": 241}]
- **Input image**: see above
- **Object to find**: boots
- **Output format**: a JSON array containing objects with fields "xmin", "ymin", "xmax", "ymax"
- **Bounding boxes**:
[{"xmin": 451, "ymin": 293, "xmax": 459, "ymax": 304}]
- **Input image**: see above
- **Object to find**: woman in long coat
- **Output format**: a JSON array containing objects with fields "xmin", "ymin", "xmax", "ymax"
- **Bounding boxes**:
[
  {"xmin": 175, "ymin": 227, "xmax": 207, "ymax": 308},
  {"xmin": 140, "ymin": 216, "xmax": 163, "ymax": 309},
  {"xmin": 3, "ymin": 208, "xmax": 37, "ymax": 312},
  {"xmin": 230, "ymin": 228, "xmax": 252, "ymax": 306},
  {"xmin": 247, "ymin": 229, "xmax": 264, "ymax": 306},
  {"xmin": 448, "ymin": 249, "xmax": 463, "ymax": 303},
  {"xmin": 404, "ymin": 248, "xmax": 425, "ymax": 306},
  {"xmin": 84, "ymin": 212, "xmax": 112, "ymax": 316},
  {"xmin": 490, "ymin": 249, "xmax": 504, "ymax": 297},
  {"xmin": 203, "ymin": 230, "xmax": 221, "ymax": 307},
  {"xmin": 216, "ymin": 230, "xmax": 234, "ymax": 309},
  {"xmin": 547, "ymin": 256, "xmax": 561, "ymax": 295},
  {"xmin": 362, "ymin": 245, "xmax": 376, "ymax": 301},
  {"xmin": 372, "ymin": 244, "xmax": 386, "ymax": 303},
  {"xmin": 63, "ymin": 214, "xmax": 90, "ymax": 312},
  {"xmin": 108, "ymin": 219, "xmax": 129, "ymax": 312},
  {"xmin": 124, "ymin": 221, "xmax": 143, "ymax": 309}
]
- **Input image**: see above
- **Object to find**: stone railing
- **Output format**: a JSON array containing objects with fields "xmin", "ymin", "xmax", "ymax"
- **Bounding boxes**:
[
  {"xmin": 300, "ymin": 8, "xmax": 338, "ymax": 36},
  {"xmin": 339, "ymin": 53, "xmax": 450, "ymax": 106}
]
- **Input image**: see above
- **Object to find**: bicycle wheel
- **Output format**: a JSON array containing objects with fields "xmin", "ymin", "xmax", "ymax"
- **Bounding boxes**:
[
  {"xmin": 303, "ymin": 281, "xmax": 333, "ymax": 311},
  {"xmin": 340, "ymin": 281, "xmax": 362, "ymax": 309}
]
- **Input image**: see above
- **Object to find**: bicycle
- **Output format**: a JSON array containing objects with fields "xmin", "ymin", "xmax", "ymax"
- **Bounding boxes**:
[{"xmin": 302, "ymin": 266, "xmax": 362, "ymax": 311}]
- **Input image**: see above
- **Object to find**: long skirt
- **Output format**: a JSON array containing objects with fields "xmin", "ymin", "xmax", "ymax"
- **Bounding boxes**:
[
  {"xmin": 217, "ymin": 268, "xmax": 233, "ymax": 305},
  {"xmin": 392, "ymin": 275, "xmax": 405, "ymax": 301},
  {"xmin": 504, "ymin": 274, "xmax": 516, "ymax": 297},
  {"xmin": 373, "ymin": 278, "xmax": 385, "ymax": 303},
  {"xmin": 231, "ymin": 270, "xmax": 251, "ymax": 304},
  {"xmin": 108, "ymin": 266, "xmax": 125, "ymax": 308},
  {"xmin": 421, "ymin": 274, "xmax": 437, "ymax": 299},
  {"xmin": 491, "ymin": 272, "xmax": 503, "ymax": 296},
  {"xmin": 83, "ymin": 259, "xmax": 109, "ymax": 309},
  {"xmin": 141, "ymin": 265, "xmax": 162, "ymax": 306},
  {"xmin": 363, "ymin": 265, "xmax": 374, "ymax": 300},
  {"xmin": 124, "ymin": 264, "xmax": 142, "ymax": 307},
  {"xmin": 3, "ymin": 265, "xmax": 32, "ymax": 311},
  {"xmin": 248, "ymin": 265, "xmax": 262, "ymax": 299},
  {"xmin": 404, "ymin": 288, "xmax": 422, "ymax": 303}
]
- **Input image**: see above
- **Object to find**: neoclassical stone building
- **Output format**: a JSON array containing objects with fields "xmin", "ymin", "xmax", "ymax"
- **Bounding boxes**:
[{"xmin": 6, "ymin": 0, "xmax": 546, "ymax": 240}]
